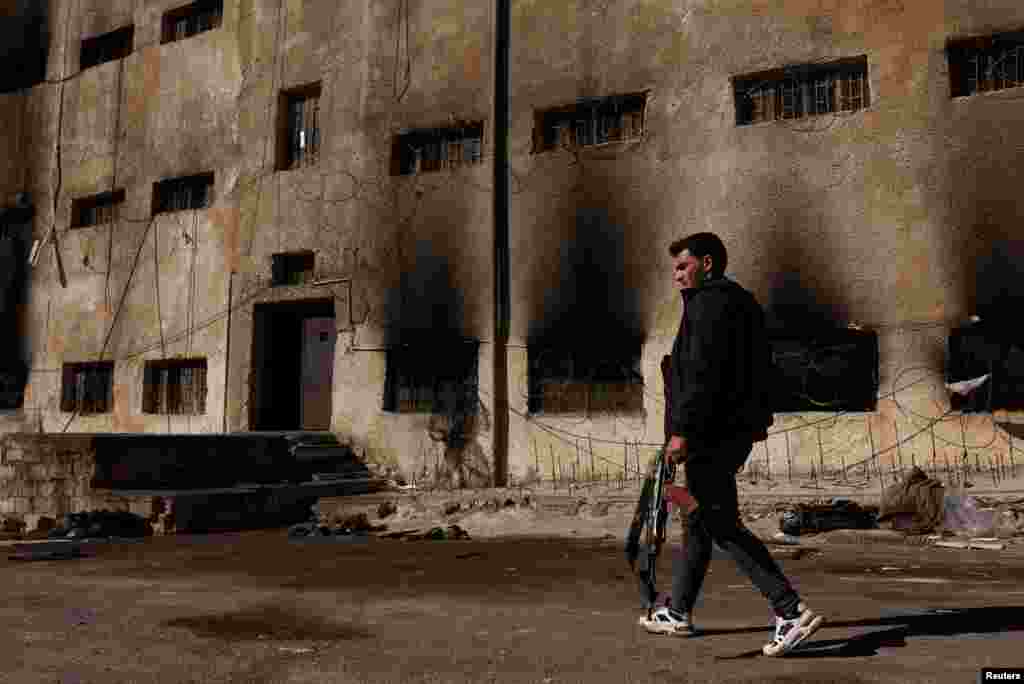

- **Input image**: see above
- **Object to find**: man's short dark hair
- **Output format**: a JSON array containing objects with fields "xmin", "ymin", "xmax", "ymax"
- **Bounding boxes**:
[{"xmin": 668, "ymin": 232, "xmax": 727, "ymax": 278}]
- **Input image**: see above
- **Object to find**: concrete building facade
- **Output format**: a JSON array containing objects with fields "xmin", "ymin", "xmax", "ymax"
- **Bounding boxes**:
[{"xmin": 2, "ymin": 0, "xmax": 1024, "ymax": 491}]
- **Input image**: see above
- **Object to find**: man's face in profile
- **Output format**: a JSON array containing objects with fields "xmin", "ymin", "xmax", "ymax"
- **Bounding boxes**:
[{"xmin": 673, "ymin": 249, "xmax": 712, "ymax": 292}]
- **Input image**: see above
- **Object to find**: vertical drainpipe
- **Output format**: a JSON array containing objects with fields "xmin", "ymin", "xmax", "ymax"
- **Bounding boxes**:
[
  {"xmin": 222, "ymin": 270, "xmax": 233, "ymax": 433},
  {"xmin": 492, "ymin": 0, "xmax": 511, "ymax": 487}
]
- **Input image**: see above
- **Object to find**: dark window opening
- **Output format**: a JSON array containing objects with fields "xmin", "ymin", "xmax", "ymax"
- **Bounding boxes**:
[
  {"xmin": 391, "ymin": 122, "xmax": 484, "ymax": 176},
  {"xmin": 80, "ymin": 25, "xmax": 134, "ymax": 70},
  {"xmin": 161, "ymin": 0, "xmax": 223, "ymax": 44},
  {"xmin": 61, "ymin": 361, "xmax": 114, "ymax": 414},
  {"xmin": 152, "ymin": 173, "xmax": 214, "ymax": 215},
  {"xmin": 278, "ymin": 83, "xmax": 322, "ymax": 170},
  {"xmin": 383, "ymin": 338, "xmax": 480, "ymax": 414},
  {"xmin": 143, "ymin": 358, "xmax": 208, "ymax": 415},
  {"xmin": 948, "ymin": 31, "xmax": 1024, "ymax": 97},
  {"xmin": 271, "ymin": 251, "xmax": 316, "ymax": 286},
  {"xmin": 948, "ymin": 323, "xmax": 1024, "ymax": 412},
  {"xmin": 533, "ymin": 93, "xmax": 646, "ymax": 153},
  {"xmin": 733, "ymin": 56, "xmax": 870, "ymax": 126},
  {"xmin": 71, "ymin": 189, "xmax": 125, "ymax": 228},
  {"xmin": 768, "ymin": 328, "xmax": 879, "ymax": 412},
  {"xmin": 528, "ymin": 341, "xmax": 644, "ymax": 415}
]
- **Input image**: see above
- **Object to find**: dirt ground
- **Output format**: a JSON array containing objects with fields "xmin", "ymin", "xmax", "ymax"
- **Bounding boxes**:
[{"xmin": 3, "ymin": 489, "xmax": 1024, "ymax": 684}]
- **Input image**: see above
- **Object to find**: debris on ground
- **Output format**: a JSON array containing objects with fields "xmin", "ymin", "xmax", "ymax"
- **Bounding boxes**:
[
  {"xmin": 779, "ymin": 499, "xmax": 877, "ymax": 536},
  {"xmin": 576, "ymin": 500, "xmax": 610, "ymax": 518},
  {"xmin": 934, "ymin": 538, "xmax": 1005, "ymax": 551},
  {"xmin": 377, "ymin": 501, "xmax": 398, "ymax": 518},
  {"xmin": 942, "ymin": 495, "xmax": 995, "ymax": 537},
  {"xmin": 8, "ymin": 540, "xmax": 90, "ymax": 562},
  {"xmin": 288, "ymin": 511, "xmax": 387, "ymax": 539},
  {"xmin": 378, "ymin": 525, "xmax": 470, "ymax": 541},
  {"xmin": 415, "ymin": 525, "xmax": 470, "ymax": 541},
  {"xmin": 47, "ymin": 511, "xmax": 152, "ymax": 540},
  {"xmin": 877, "ymin": 466, "xmax": 945, "ymax": 534}
]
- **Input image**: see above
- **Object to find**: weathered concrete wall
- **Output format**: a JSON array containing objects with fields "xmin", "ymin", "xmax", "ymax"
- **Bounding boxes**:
[
  {"xmin": 0, "ymin": 433, "xmax": 155, "ymax": 525},
  {"xmin": 3, "ymin": 0, "xmax": 1024, "ymax": 492}
]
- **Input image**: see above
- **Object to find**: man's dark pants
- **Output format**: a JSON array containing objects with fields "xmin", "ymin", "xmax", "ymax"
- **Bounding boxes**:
[{"xmin": 670, "ymin": 435, "xmax": 801, "ymax": 619}]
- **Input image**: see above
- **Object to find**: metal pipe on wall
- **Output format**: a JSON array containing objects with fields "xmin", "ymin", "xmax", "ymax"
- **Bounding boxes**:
[{"xmin": 492, "ymin": 0, "xmax": 511, "ymax": 487}]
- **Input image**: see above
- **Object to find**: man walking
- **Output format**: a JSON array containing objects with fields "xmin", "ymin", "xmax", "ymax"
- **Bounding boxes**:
[{"xmin": 639, "ymin": 232, "xmax": 824, "ymax": 657}]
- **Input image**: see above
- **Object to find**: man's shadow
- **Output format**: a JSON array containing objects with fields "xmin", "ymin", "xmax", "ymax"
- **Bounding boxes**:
[{"xmin": 710, "ymin": 606, "xmax": 1024, "ymax": 659}]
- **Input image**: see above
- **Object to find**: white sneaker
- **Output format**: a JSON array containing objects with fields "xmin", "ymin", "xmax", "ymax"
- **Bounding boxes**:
[
  {"xmin": 638, "ymin": 606, "xmax": 698, "ymax": 637},
  {"xmin": 762, "ymin": 602, "xmax": 823, "ymax": 656}
]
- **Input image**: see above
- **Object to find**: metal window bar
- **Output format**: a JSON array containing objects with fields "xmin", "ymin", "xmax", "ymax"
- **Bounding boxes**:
[
  {"xmin": 967, "ymin": 54, "xmax": 984, "ymax": 94},
  {"xmin": 623, "ymin": 110, "xmax": 644, "ymax": 138},
  {"xmin": 173, "ymin": 16, "xmax": 189, "ymax": 42},
  {"xmin": 197, "ymin": 4, "xmax": 222, "ymax": 33},
  {"xmin": 840, "ymin": 73, "xmax": 863, "ymax": 111},
  {"xmin": 463, "ymin": 136, "xmax": 482, "ymax": 163},
  {"xmin": 574, "ymin": 117, "xmax": 593, "ymax": 147},
  {"xmin": 780, "ymin": 79, "xmax": 801, "ymax": 119},
  {"xmin": 94, "ymin": 200, "xmax": 116, "ymax": 226},
  {"xmin": 447, "ymin": 140, "xmax": 464, "ymax": 168},
  {"xmin": 1009, "ymin": 46, "xmax": 1023, "ymax": 88},
  {"xmin": 814, "ymin": 76, "xmax": 834, "ymax": 115},
  {"xmin": 289, "ymin": 96, "xmax": 320, "ymax": 168},
  {"xmin": 748, "ymin": 84, "xmax": 774, "ymax": 123},
  {"xmin": 551, "ymin": 120, "xmax": 571, "ymax": 149},
  {"xmin": 162, "ymin": 178, "xmax": 210, "ymax": 212},
  {"xmin": 156, "ymin": 367, "xmax": 170, "ymax": 414},
  {"xmin": 991, "ymin": 45, "xmax": 1023, "ymax": 90}
]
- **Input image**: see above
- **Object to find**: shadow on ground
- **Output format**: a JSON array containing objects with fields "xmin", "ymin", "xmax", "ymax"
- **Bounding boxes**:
[
  {"xmin": 163, "ymin": 604, "xmax": 373, "ymax": 642},
  {"xmin": 713, "ymin": 606, "xmax": 1024, "ymax": 659}
]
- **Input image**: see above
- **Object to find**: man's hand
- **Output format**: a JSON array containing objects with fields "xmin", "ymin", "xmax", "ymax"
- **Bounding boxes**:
[{"xmin": 667, "ymin": 435, "xmax": 687, "ymax": 466}]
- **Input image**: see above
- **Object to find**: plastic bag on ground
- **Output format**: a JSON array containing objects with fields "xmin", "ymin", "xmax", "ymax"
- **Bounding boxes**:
[{"xmin": 942, "ymin": 495, "xmax": 995, "ymax": 537}]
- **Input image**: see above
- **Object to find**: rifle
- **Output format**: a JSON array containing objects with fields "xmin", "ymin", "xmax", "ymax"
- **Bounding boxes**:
[
  {"xmin": 624, "ymin": 355, "xmax": 689, "ymax": 615},
  {"xmin": 632, "ymin": 447, "xmax": 676, "ymax": 613}
]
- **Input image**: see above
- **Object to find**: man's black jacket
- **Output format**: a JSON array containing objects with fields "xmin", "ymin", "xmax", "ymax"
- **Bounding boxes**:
[{"xmin": 670, "ymin": 276, "xmax": 774, "ymax": 454}]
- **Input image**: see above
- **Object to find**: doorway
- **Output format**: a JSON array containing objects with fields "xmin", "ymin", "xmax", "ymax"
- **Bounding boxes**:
[{"xmin": 250, "ymin": 299, "xmax": 336, "ymax": 430}]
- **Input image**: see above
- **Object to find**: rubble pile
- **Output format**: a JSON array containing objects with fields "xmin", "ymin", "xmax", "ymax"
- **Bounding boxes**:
[
  {"xmin": 46, "ymin": 510, "xmax": 152, "ymax": 539},
  {"xmin": 780, "ymin": 500, "xmax": 879, "ymax": 536},
  {"xmin": 288, "ymin": 512, "xmax": 387, "ymax": 538}
]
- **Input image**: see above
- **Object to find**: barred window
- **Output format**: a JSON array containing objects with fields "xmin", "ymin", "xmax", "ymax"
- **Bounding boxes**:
[
  {"xmin": 733, "ymin": 56, "xmax": 869, "ymax": 125},
  {"xmin": 61, "ymin": 362, "xmax": 114, "ymax": 414},
  {"xmin": 152, "ymin": 173, "xmax": 213, "ymax": 215},
  {"xmin": 534, "ymin": 93, "xmax": 646, "ymax": 153},
  {"xmin": 80, "ymin": 25, "xmax": 133, "ymax": 70},
  {"xmin": 528, "ymin": 341, "xmax": 644, "ymax": 415},
  {"xmin": 71, "ymin": 189, "xmax": 125, "ymax": 228},
  {"xmin": 278, "ymin": 84, "xmax": 322, "ymax": 170},
  {"xmin": 143, "ymin": 358, "xmax": 208, "ymax": 415},
  {"xmin": 161, "ymin": 0, "xmax": 223, "ymax": 44},
  {"xmin": 271, "ymin": 251, "xmax": 316, "ymax": 286},
  {"xmin": 948, "ymin": 32, "xmax": 1024, "ymax": 97},
  {"xmin": 391, "ymin": 122, "xmax": 484, "ymax": 176},
  {"xmin": 383, "ymin": 339, "xmax": 479, "ymax": 414}
]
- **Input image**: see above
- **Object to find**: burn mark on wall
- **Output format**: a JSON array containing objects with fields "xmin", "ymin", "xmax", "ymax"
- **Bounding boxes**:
[
  {"xmin": 940, "ymin": 95, "xmax": 1024, "ymax": 333},
  {"xmin": 527, "ymin": 207, "xmax": 645, "ymax": 346},
  {"xmin": 751, "ymin": 174, "xmax": 850, "ymax": 333},
  {"xmin": 0, "ymin": 0, "xmax": 49, "ymax": 94},
  {"xmin": 378, "ymin": 217, "xmax": 488, "ymax": 486},
  {"xmin": 0, "ymin": 200, "xmax": 34, "ymax": 409},
  {"xmin": 383, "ymin": 237, "xmax": 469, "ymax": 345},
  {"xmin": 525, "ymin": 206, "xmax": 646, "ymax": 413}
]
